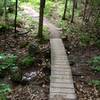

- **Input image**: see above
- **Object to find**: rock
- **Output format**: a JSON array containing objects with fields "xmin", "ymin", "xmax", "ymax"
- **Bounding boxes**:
[
  {"xmin": 21, "ymin": 72, "xmax": 37, "ymax": 85},
  {"xmin": 28, "ymin": 42, "xmax": 39, "ymax": 57}
]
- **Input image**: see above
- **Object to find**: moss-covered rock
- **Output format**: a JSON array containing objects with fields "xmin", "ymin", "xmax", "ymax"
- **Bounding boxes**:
[{"xmin": 28, "ymin": 42, "xmax": 39, "ymax": 57}]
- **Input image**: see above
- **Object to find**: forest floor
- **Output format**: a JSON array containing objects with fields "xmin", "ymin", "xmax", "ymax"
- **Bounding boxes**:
[
  {"xmin": 0, "ymin": 6, "xmax": 50, "ymax": 100},
  {"xmin": 0, "ymin": 32, "xmax": 50, "ymax": 100},
  {"xmin": 21, "ymin": 4, "xmax": 100, "ymax": 100},
  {"xmin": 0, "ymin": 30, "xmax": 51, "ymax": 100},
  {"xmin": 63, "ymin": 37, "xmax": 100, "ymax": 100}
]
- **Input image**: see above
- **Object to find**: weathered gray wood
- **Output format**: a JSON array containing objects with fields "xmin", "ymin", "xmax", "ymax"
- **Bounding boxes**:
[{"xmin": 50, "ymin": 39, "xmax": 77, "ymax": 100}]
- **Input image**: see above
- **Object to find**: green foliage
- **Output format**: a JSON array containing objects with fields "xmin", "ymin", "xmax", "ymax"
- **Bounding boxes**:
[
  {"xmin": 0, "ymin": 83, "xmax": 11, "ymax": 95},
  {"xmin": 19, "ymin": 56, "xmax": 34, "ymax": 69},
  {"xmin": 94, "ymin": 15, "xmax": 100, "ymax": 30},
  {"xmin": 0, "ymin": 94, "xmax": 7, "ymax": 100},
  {"xmin": 29, "ymin": 0, "xmax": 40, "ymax": 10},
  {"xmin": 0, "ymin": 83, "xmax": 11, "ymax": 100},
  {"xmin": 80, "ymin": 33, "xmax": 91, "ymax": 46},
  {"xmin": 0, "ymin": 0, "xmax": 16, "ymax": 30},
  {"xmin": 0, "ymin": 0, "xmax": 15, "ymax": 15},
  {"xmin": 0, "ymin": 53, "xmax": 17, "ymax": 76},
  {"xmin": 42, "ymin": 26, "xmax": 50, "ymax": 42},
  {"xmin": 95, "ymin": 39, "xmax": 100, "ymax": 48},
  {"xmin": 90, "ymin": 56, "xmax": 100, "ymax": 72},
  {"xmin": 58, "ymin": 20, "xmax": 66, "ymax": 29},
  {"xmin": 89, "ymin": 80, "xmax": 100, "ymax": 89},
  {"xmin": 92, "ymin": 0, "xmax": 100, "ymax": 6},
  {"xmin": 0, "ymin": 0, "xmax": 4, "ymax": 15},
  {"xmin": 79, "ymin": 33, "xmax": 97, "ymax": 46},
  {"xmin": 0, "ymin": 24, "xmax": 9, "ymax": 32},
  {"xmin": 21, "ymin": 56, "xmax": 33, "ymax": 66},
  {"xmin": 0, "ymin": 53, "xmax": 17, "ymax": 68},
  {"xmin": 27, "ymin": 0, "xmax": 54, "ymax": 17},
  {"xmin": 44, "ymin": 1, "xmax": 54, "ymax": 17}
]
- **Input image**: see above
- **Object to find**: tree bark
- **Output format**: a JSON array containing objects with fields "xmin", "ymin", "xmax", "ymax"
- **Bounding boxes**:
[
  {"xmin": 83, "ymin": 0, "xmax": 88, "ymax": 21},
  {"xmin": 71, "ymin": 0, "xmax": 75, "ymax": 23},
  {"xmin": 38, "ymin": 0, "xmax": 45, "ymax": 38},
  {"xmin": 74, "ymin": 0, "xmax": 77, "ymax": 9},
  {"xmin": 62, "ymin": 0, "xmax": 68, "ymax": 20},
  {"xmin": 15, "ymin": 0, "xmax": 18, "ymax": 33}
]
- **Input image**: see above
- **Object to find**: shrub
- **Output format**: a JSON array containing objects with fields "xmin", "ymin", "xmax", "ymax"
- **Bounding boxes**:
[
  {"xmin": 0, "ymin": 53, "xmax": 17, "ymax": 77},
  {"xmin": 0, "ymin": 83, "xmax": 11, "ymax": 100},
  {"xmin": 90, "ymin": 56, "xmax": 100, "ymax": 72},
  {"xmin": 18, "ymin": 56, "xmax": 34, "ymax": 69},
  {"xmin": 0, "ymin": 0, "xmax": 4, "ymax": 15},
  {"xmin": 0, "ymin": 83, "xmax": 11, "ymax": 95}
]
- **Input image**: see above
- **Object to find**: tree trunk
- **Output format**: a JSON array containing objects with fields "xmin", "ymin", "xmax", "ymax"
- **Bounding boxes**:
[
  {"xmin": 15, "ymin": 0, "xmax": 18, "ymax": 33},
  {"xmin": 38, "ymin": 0, "xmax": 45, "ymax": 38},
  {"xmin": 83, "ymin": 0, "xmax": 88, "ymax": 21},
  {"xmin": 71, "ymin": 0, "xmax": 75, "ymax": 23},
  {"xmin": 74, "ymin": 0, "xmax": 77, "ymax": 9},
  {"xmin": 62, "ymin": 0, "xmax": 68, "ymax": 20}
]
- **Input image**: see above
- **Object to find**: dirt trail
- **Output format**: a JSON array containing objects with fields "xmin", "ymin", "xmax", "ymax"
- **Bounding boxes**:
[{"xmin": 23, "ymin": 5, "xmax": 61, "ymax": 38}]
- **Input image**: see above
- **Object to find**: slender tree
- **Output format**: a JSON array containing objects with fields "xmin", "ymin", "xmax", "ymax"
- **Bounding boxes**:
[
  {"xmin": 4, "ymin": 0, "xmax": 7, "ymax": 24},
  {"xmin": 62, "ymin": 0, "xmax": 68, "ymax": 20},
  {"xmin": 38, "ymin": 0, "xmax": 45, "ymax": 38},
  {"xmin": 74, "ymin": 0, "xmax": 77, "ymax": 9},
  {"xmin": 15, "ymin": 0, "xmax": 18, "ymax": 33},
  {"xmin": 71, "ymin": 0, "xmax": 75, "ymax": 23}
]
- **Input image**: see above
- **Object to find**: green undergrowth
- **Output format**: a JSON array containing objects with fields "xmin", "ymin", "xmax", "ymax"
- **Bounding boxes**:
[
  {"xmin": 18, "ymin": 55, "xmax": 34, "ymax": 69},
  {"xmin": 0, "ymin": 83, "xmax": 11, "ymax": 100},
  {"xmin": 88, "ymin": 56, "xmax": 100, "ymax": 90},
  {"xmin": 42, "ymin": 26, "xmax": 50, "ymax": 43},
  {"xmin": 28, "ymin": 0, "xmax": 54, "ymax": 17},
  {"xmin": 90, "ymin": 56, "xmax": 100, "ymax": 72},
  {"xmin": 0, "ymin": 52, "xmax": 35, "ymax": 77},
  {"xmin": 0, "ymin": 53, "xmax": 17, "ymax": 76},
  {"xmin": 89, "ymin": 80, "xmax": 100, "ymax": 89}
]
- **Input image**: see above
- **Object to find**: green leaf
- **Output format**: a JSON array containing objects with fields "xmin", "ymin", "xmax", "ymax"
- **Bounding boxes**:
[{"xmin": 0, "ymin": 83, "xmax": 11, "ymax": 95}]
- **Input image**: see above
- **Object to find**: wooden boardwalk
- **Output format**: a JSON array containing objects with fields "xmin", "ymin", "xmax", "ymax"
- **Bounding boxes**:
[{"xmin": 50, "ymin": 39, "xmax": 77, "ymax": 100}]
